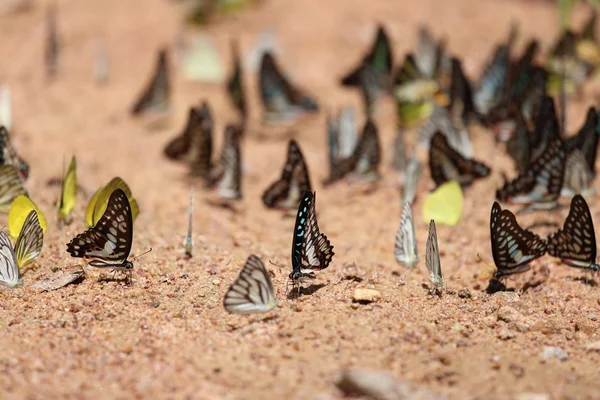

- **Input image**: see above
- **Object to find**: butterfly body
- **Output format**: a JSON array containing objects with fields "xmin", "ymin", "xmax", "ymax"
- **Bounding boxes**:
[{"xmin": 289, "ymin": 191, "xmax": 334, "ymax": 283}]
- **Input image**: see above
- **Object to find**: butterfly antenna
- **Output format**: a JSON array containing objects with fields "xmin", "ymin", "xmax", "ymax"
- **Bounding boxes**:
[
  {"xmin": 133, "ymin": 247, "xmax": 153, "ymax": 261},
  {"xmin": 268, "ymin": 260, "xmax": 285, "ymax": 270},
  {"xmin": 476, "ymin": 253, "xmax": 495, "ymax": 272}
]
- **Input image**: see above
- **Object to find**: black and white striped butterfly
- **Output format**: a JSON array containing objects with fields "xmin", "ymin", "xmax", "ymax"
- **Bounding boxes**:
[
  {"xmin": 66, "ymin": 188, "xmax": 133, "ymax": 271},
  {"xmin": 565, "ymin": 107, "xmax": 598, "ymax": 177},
  {"xmin": 429, "ymin": 132, "xmax": 490, "ymax": 187},
  {"xmin": 394, "ymin": 202, "xmax": 418, "ymax": 268},
  {"xmin": 130, "ymin": 49, "xmax": 170, "ymax": 116},
  {"xmin": 0, "ymin": 231, "xmax": 22, "ymax": 288},
  {"xmin": 426, "ymin": 219, "xmax": 443, "ymax": 287},
  {"xmin": 289, "ymin": 191, "xmax": 334, "ymax": 282},
  {"xmin": 561, "ymin": 149, "xmax": 594, "ymax": 198},
  {"xmin": 223, "ymin": 254, "xmax": 278, "ymax": 314},
  {"xmin": 207, "ymin": 124, "xmax": 242, "ymax": 200},
  {"xmin": 226, "ymin": 40, "xmax": 247, "ymax": 123},
  {"xmin": 262, "ymin": 139, "xmax": 311, "ymax": 209},
  {"xmin": 490, "ymin": 201, "xmax": 547, "ymax": 278},
  {"xmin": 547, "ymin": 195, "xmax": 599, "ymax": 272}
]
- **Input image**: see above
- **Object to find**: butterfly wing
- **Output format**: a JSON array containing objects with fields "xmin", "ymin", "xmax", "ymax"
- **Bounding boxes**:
[
  {"xmin": 300, "ymin": 192, "xmax": 334, "ymax": 272},
  {"xmin": 131, "ymin": 49, "xmax": 170, "ymax": 115},
  {"xmin": 565, "ymin": 107, "xmax": 598, "ymax": 176},
  {"xmin": 402, "ymin": 156, "xmax": 422, "ymax": 205},
  {"xmin": 548, "ymin": 195, "xmax": 597, "ymax": 268},
  {"xmin": 0, "ymin": 165, "xmax": 27, "ymax": 213},
  {"xmin": 0, "ymin": 231, "xmax": 21, "ymax": 288},
  {"xmin": 223, "ymin": 255, "xmax": 277, "ymax": 314},
  {"xmin": 490, "ymin": 201, "xmax": 547, "ymax": 277},
  {"xmin": 188, "ymin": 103, "xmax": 214, "ymax": 177},
  {"xmin": 90, "ymin": 177, "xmax": 139, "ymax": 227},
  {"xmin": 426, "ymin": 219, "xmax": 443, "ymax": 286},
  {"xmin": 67, "ymin": 189, "xmax": 133, "ymax": 267},
  {"xmin": 209, "ymin": 125, "xmax": 242, "ymax": 199},
  {"xmin": 14, "ymin": 210, "xmax": 43, "ymax": 268},
  {"xmin": 562, "ymin": 150, "xmax": 594, "ymax": 197},
  {"xmin": 226, "ymin": 41, "xmax": 247, "ymax": 120},
  {"xmin": 422, "ymin": 180, "xmax": 463, "ymax": 226},
  {"xmin": 395, "ymin": 202, "xmax": 419, "ymax": 268},
  {"xmin": 57, "ymin": 156, "xmax": 77, "ymax": 223},
  {"xmin": 353, "ymin": 119, "xmax": 381, "ymax": 181},
  {"xmin": 8, "ymin": 195, "xmax": 47, "ymax": 240},
  {"xmin": 0, "ymin": 126, "xmax": 29, "ymax": 180}
]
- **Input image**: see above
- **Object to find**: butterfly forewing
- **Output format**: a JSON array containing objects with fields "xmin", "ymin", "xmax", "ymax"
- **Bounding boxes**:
[
  {"xmin": 395, "ymin": 202, "xmax": 419, "ymax": 268},
  {"xmin": 67, "ymin": 189, "xmax": 133, "ymax": 269},
  {"xmin": 0, "ymin": 165, "xmax": 27, "ymax": 213},
  {"xmin": 490, "ymin": 201, "xmax": 547, "ymax": 278},
  {"xmin": 548, "ymin": 195, "xmax": 598, "ymax": 270},
  {"xmin": 208, "ymin": 125, "xmax": 242, "ymax": 199},
  {"xmin": 14, "ymin": 210, "xmax": 43, "ymax": 269},
  {"xmin": 0, "ymin": 231, "xmax": 21, "ymax": 288},
  {"xmin": 224, "ymin": 255, "xmax": 277, "ymax": 314},
  {"xmin": 131, "ymin": 49, "xmax": 170, "ymax": 116},
  {"xmin": 426, "ymin": 219, "xmax": 443, "ymax": 286}
]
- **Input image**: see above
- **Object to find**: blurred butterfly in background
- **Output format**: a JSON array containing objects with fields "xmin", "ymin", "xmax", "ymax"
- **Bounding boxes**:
[
  {"xmin": 419, "ymin": 105, "xmax": 472, "ymax": 158},
  {"xmin": 227, "ymin": 40, "xmax": 247, "ymax": 123},
  {"xmin": 428, "ymin": 132, "xmax": 490, "ymax": 188},
  {"xmin": 263, "ymin": 139, "xmax": 311, "ymax": 209},
  {"xmin": 0, "ymin": 86, "xmax": 11, "ymax": 131},
  {"xmin": 547, "ymin": 195, "xmax": 599, "ymax": 272},
  {"xmin": 564, "ymin": 107, "xmax": 598, "ymax": 177},
  {"xmin": 561, "ymin": 149, "xmax": 594, "ymax": 198},
  {"xmin": 9, "ymin": 195, "xmax": 47, "ymax": 240},
  {"xmin": 259, "ymin": 52, "xmax": 318, "ymax": 124},
  {"xmin": 426, "ymin": 219, "xmax": 444, "ymax": 287},
  {"xmin": 505, "ymin": 109, "xmax": 532, "ymax": 175},
  {"xmin": 130, "ymin": 49, "xmax": 171, "ymax": 116},
  {"xmin": 45, "ymin": 3, "xmax": 60, "ymax": 78},
  {"xmin": 56, "ymin": 156, "xmax": 77, "ymax": 224},
  {"xmin": 0, "ymin": 165, "xmax": 27, "ymax": 213},
  {"xmin": 489, "ymin": 201, "xmax": 547, "ymax": 279},
  {"xmin": 68, "ymin": 188, "xmax": 135, "ymax": 272},
  {"xmin": 0, "ymin": 126, "xmax": 29, "ymax": 181},
  {"xmin": 394, "ymin": 202, "xmax": 419, "ymax": 268},
  {"xmin": 327, "ymin": 107, "xmax": 359, "ymax": 172},
  {"xmin": 206, "ymin": 124, "xmax": 243, "ymax": 200},
  {"xmin": 86, "ymin": 177, "xmax": 139, "ymax": 228},
  {"xmin": 401, "ymin": 155, "xmax": 422, "ymax": 205},
  {"xmin": 223, "ymin": 254, "xmax": 278, "ymax": 314},
  {"xmin": 448, "ymin": 57, "xmax": 475, "ymax": 139},
  {"xmin": 289, "ymin": 191, "xmax": 334, "ymax": 284},
  {"xmin": 422, "ymin": 180, "xmax": 463, "ymax": 226}
]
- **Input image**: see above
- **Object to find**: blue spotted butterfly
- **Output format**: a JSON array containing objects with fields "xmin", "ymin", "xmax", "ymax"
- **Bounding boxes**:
[{"xmin": 290, "ymin": 191, "xmax": 334, "ymax": 282}]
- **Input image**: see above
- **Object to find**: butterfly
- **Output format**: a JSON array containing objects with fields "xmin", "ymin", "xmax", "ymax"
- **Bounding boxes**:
[
  {"xmin": 327, "ymin": 106, "xmax": 359, "ymax": 165},
  {"xmin": 67, "ymin": 188, "xmax": 134, "ymax": 271},
  {"xmin": 130, "ymin": 49, "xmax": 170, "ymax": 116},
  {"xmin": 428, "ymin": 132, "xmax": 491, "ymax": 187},
  {"xmin": 9, "ymin": 195, "xmax": 47, "ymax": 240},
  {"xmin": 0, "ymin": 232, "xmax": 22, "ymax": 288},
  {"xmin": 289, "ymin": 191, "xmax": 334, "ymax": 283},
  {"xmin": 184, "ymin": 187, "xmax": 194, "ymax": 258},
  {"xmin": 393, "ymin": 126, "xmax": 407, "ymax": 181},
  {"xmin": 0, "ymin": 85, "xmax": 12, "ymax": 131},
  {"xmin": 529, "ymin": 96, "xmax": 560, "ymax": 161},
  {"xmin": 223, "ymin": 254, "xmax": 278, "ymax": 314},
  {"xmin": 496, "ymin": 136, "xmax": 566, "ymax": 210},
  {"xmin": 547, "ymin": 195, "xmax": 599, "ymax": 271},
  {"xmin": 86, "ymin": 177, "xmax": 139, "ymax": 228},
  {"xmin": 394, "ymin": 202, "xmax": 419, "ymax": 268},
  {"xmin": 262, "ymin": 139, "xmax": 311, "ymax": 209},
  {"xmin": 414, "ymin": 26, "xmax": 443, "ymax": 79},
  {"xmin": 0, "ymin": 126, "xmax": 29, "ymax": 181},
  {"xmin": 505, "ymin": 109, "xmax": 532, "ymax": 175},
  {"xmin": 164, "ymin": 103, "xmax": 213, "ymax": 177},
  {"xmin": 422, "ymin": 180, "xmax": 463, "ymax": 227},
  {"xmin": 57, "ymin": 156, "xmax": 77, "ymax": 224},
  {"xmin": 227, "ymin": 40, "xmax": 247, "ymax": 122},
  {"xmin": 259, "ymin": 52, "xmax": 318, "ymax": 123},
  {"xmin": 0, "ymin": 165, "xmax": 27, "ymax": 214},
  {"xmin": 45, "ymin": 4, "xmax": 60, "ymax": 78},
  {"xmin": 561, "ymin": 149, "xmax": 594, "ymax": 198},
  {"xmin": 419, "ymin": 105, "xmax": 473, "ymax": 158},
  {"xmin": 565, "ymin": 107, "xmax": 598, "ymax": 177},
  {"xmin": 489, "ymin": 201, "xmax": 547, "ymax": 278},
  {"xmin": 426, "ymin": 219, "xmax": 444, "ymax": 287},
  {"xmin": 206, "ymin": 124, "xmax": 243, "ymax": 199},
  {"xmin": 448, "ymin": 57, "xmax": 475, "ymax": 132},
  {"xmin": 401, "ymin": 155, "xmax": 422, "ymax": 205}
]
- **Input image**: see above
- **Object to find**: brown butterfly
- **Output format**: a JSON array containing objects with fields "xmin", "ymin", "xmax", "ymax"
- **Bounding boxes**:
[
  {"xmin": 206, "ymin": 125, "xmax": 243, "ymax": 200},
  {"xmin": 131, "ymin": 49, "xmax": 170, "ymax": 116},
  {"xmin": 0, "ymin": 126, "xmax": 29, "ymax": 181}
]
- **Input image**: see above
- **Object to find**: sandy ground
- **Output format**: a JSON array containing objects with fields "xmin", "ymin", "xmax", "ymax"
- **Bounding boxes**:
[{"xmin": 1, "ymin": 0, "xmax": 600, "ymax": 398}]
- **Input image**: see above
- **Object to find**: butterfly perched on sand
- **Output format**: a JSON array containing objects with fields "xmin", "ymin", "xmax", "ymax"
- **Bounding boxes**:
[
  {"xmin": 428, "ymin": 132, "xmax": 490, "ymax": 187},
  {"xmin": 547, "ymin": 195, "xmax": 599, "ymax": 271},
  {"xmin": 327, "ymin": 106, "xmax": 359, "ymax": 166},
  {"xmin": 164, "ymin": 103, "xmax": 213, "ymax": 177},
  {"xmin": 505, "ymin": 109, "xmax": 532, "ymax": 175},
  {"xmin": 419, "ymin": 105, "xmax": 473, "ymax": 158},
  {"xmin": 489, "ymin": 201, "xmax": 547, "ymax": 278},
  {"xmin": 0, "ymin": 126, "xmax": 29, "ymax": 181},
  {"xmin": 394, "ymin": 202, "xmax": 418, "ymax": 268},
  {"xmin": 414, "ymin": 26, "xmax": 446, "ymax": 79},
  {"xmin": 67, "ymin": 188, "xmax": 134, "ymax": 271},
  {"xmin": 326, "ymin": 119, "xmax": 381, "ymax": 184},
  {"xmin": 227, "ymin": 41, "xmax": 247, "ymax": 123},
  {"xmin": 56, "ymin": 156, "xmax": 77, "ymax": 224},
  {"xmin": 565, "ymin": 107, "xmax": 598, "ymax": 177},
  {"xmin": 223, "ymin": 254, "xmax": 278, "ymax": 314},
  {"xmin": 448, "ymin": 57, "xmax": 475, "ymax": 133},
  {"xmin": 9, "ymin": 195, "xmax": 47, "ymax": 240},
  {"xmin": 45, "ymin": 4, "xmax": 60, "ymax": 78},
  {"xmin": 289, "ymin": 191, "xmax": 334, "ymax": 283},
  {"xmin": 263, "ymin": 139, "xmax": 311, "ymax": 209},
  {"xmin": 86, "ymin": 177, "xmax": 139, "ymax": 228},
  {"xmin": 130, "ymin": 49, "xmax": 170, "ymax": 116},
  {"xmin": 401, "ymin": 155, "xmax": 422, "ymax": 205},
  {"xmin": 426, "ymin": 219, "xmax": 443, "ymax": 287},
  {"xmin": 0, "ymin": 165, "xmax": 27, "ymax": 213},
  {"xmin": 259, "ymin": 52, "xmax": 318, "ymax": 123},
  {"xmin": 206, "ymin": 124, "xmax": 243, "ymax": 199},
  {"xmin": 562, "ymin": 149, "xmax": 594, "ymax": 198},
  {"xmin": 496, "ymin": 136, "xmax": 566, "ymax": 210},
  {"xmin": 0, "ymin": 210, "xmax": 44, "ymax": 288},
  {"xmin": 422, "ymin": 180, "xmax": 463, "ymax": 227}
]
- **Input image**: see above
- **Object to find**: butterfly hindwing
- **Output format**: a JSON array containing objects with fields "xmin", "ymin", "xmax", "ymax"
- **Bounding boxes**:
[
  {"xmin": 14, "ymin": 210, "xmax": 43, "ymax": 269},
  {"xmin": 426, "ymin": 219, "xmax": 443, "ymax": 286},
  {"xmin": 395, "ymin": 202, "xmax": 419, "ymax": 268},
  {"xmin": 224, "ymin": 255, "xmax": 277, "ymax": 314},
  {"xmin": 0, "ymin": 231, "xmax": 20, "ymax": 288}
]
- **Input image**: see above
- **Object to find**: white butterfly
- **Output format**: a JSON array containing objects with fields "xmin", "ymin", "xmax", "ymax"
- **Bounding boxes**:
[
  {"xmin": 426, "ymin": 219, "xmax": 444, "ymax": 287},
  {"xmin": 402, "ymin": 155, "xmax": 422, "ymax": 205},
  {"xmin": 394, "ymin": 202, "xmax": 418, "ymax": 268},
  {"xmin": 224, "ymin": 255, "xmax": 278, "ymax": 314},
  {"xmin": 0, "ymin": 231, "xmax": 22, "ymax": 288}
]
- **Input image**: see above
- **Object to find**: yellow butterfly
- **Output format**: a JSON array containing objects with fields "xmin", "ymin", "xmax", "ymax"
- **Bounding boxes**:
[
  {"xmin": 422, "ymin": 180, "xmax": 463, "ymax": 226},
  {"xmin": 0, "ymin": 165, "xmax": 27, "ymax": 213},
  {"xmin": 56, "ymin": 156, "xmax": 77, "ymax": 224},
  {"xmin": 85, "ymin": 177, "xmax": 139, "ymax": 227},
  {"xmin": 8, "ymin": 195, "xmax": 47, "ymax": 240}
]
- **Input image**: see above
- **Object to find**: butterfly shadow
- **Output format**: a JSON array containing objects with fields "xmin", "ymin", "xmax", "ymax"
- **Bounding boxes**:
[
  {"xmin": 485, "ymin": 278, "xmax": 514, "ymax": 294},
  {"xmin": 286, "ymin": 283, "xmax": 326, "ymax": 300}
]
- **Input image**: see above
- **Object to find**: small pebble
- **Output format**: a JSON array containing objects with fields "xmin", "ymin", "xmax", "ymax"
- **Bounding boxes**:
[
  {"xmin": 541, "ymin": 346, "xmax": 568, "ymax": 362},
  {"xmin": 352, "ymin": 289, "xmax": 381, "ymax": 304},
  {"xmin": 497, "ymin": 329, "xmax": 515, "ymax": 340},
  {"xmin": 212, "ymin": 279, "xmax": 221, "ymax": 286},
  {"xmin": 458, "ymin": 289, "xmax": 471, "ymax": 299},
  {"xmin": 587, "ymin": 314, "xmax": 597, "ymax": 321},
  {"xmin": 585, "ymin": 341, "xmax": 600, "ymax": 352}
]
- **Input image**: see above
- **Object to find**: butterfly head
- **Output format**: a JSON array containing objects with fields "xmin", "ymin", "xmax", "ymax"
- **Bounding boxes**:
[
  {"xmin": 124, "ymin": 261, "xmax": 133, "ymax": 270},
  {"xmin": 289, "ymin": 271, "xmax": 315, "ymax": 282}
]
